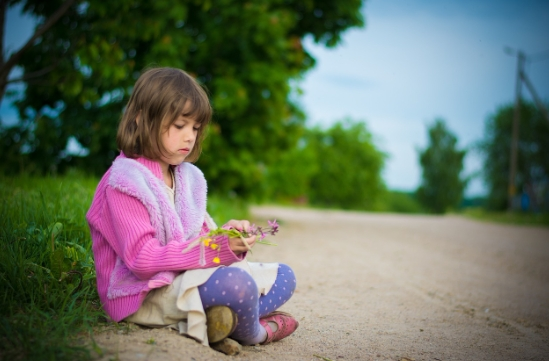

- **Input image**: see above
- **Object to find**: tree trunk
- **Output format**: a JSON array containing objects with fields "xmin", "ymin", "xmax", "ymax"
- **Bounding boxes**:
[{"xmin": 0, "ymin": 0, "xmax": 8, "ymax": 101}]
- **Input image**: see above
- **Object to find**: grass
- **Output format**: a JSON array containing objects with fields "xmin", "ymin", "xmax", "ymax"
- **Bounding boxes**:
[
  {"xmin": 0, "ymin": 175, "xmax": 102, "ymax": 361},
  {"xmin": 462, "ymin": 207, "xmax": 549, "ymax": 227},
  {"xmin": 0, "ymin": 174, "xmax": 250, "ymax": 361}
]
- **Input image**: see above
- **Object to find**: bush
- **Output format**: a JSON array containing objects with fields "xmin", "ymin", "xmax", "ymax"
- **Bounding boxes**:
[
  {"xmin": 380, "ymin": 190, "xmax": 424, "ymax": 213},
  {"xmin": 264, "ymin": 118, "xmax": 387, "ymax": 211}
]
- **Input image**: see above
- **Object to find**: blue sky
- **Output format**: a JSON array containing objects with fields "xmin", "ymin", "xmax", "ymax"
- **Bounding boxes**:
[
  {"xmin": 3, "ymin": 0, "xmax": 549, "ymax": 196},
  {"xmin": 300, "ymin": 0, "xmax": 549, "ymax": 195}
]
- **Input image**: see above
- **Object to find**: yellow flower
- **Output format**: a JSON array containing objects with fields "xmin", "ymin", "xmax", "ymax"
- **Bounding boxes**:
[
  {"xmin": 213, "ymin": 257, "xmax": 220, "ymax": 264},
  {"xmin": 210, "ymin": 243, "xmax": 219, "ymax": 250},
  {"xmin": 203, "ymin": 238, "xmax": 211, "ymax": 247}
]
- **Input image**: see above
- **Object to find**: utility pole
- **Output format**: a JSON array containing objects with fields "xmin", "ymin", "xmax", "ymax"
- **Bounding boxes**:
[
  {"xmin": 507, "ymin": 50, "xmax": 524, "ymax": 211},
  {"xmin": 504, "ymin": 47, "xmax": 549, "ymax": 211}
]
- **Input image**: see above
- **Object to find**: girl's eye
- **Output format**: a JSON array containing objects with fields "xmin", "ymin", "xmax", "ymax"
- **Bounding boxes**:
[
  {"xmin": 174, "ymin": 124, "xmax": 184, "ymax": 130},
  {"xmin": 193, "ymin": 127, "xmax": 200, "ymax": 131}
]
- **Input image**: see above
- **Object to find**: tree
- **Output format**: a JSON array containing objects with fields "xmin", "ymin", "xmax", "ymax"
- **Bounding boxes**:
[
  {"xmin": 417, "ymin": 119, "xmax": 467, "ymax": 214},
  {"xmin": 0, "ymin": 0, "xmax": 77, "ymax": 100},
  {"xmin": 480, "ymin": 102, "xmax": 549, "ymax": 211},
  {"xmin": 263, "ymin": 129, "xmax": 319, "ymax": 203},
  {"xmin": 306, "ymin": 118, "xmax": 387, "ymax": 210},
  {"xmin": 0, "ymin": 0, "xmax": 364, "ymax": 199}
]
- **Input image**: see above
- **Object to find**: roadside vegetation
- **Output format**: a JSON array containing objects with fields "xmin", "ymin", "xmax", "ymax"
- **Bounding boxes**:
[
  {"xmin": 0, "ymin": 175, "xmax": 100, "ymax": 361},
  {"xmin": 0, "ymin": 175, "xmax": 249, "ymax": 361},
  {"xmin": 461, "ymin": 208, "xmax": 549, "ymax": 227}
]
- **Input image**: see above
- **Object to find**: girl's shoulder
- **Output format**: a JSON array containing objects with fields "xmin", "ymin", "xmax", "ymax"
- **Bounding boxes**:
[{"xmin": 176, "ymin": 162, "xmax": 205, "ymax": 178}]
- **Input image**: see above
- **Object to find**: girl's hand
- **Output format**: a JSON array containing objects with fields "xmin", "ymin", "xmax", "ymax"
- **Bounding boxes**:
[
  {"xmin": 224, "ymin": 219, "xmax": 256, "ymax": 255},
  {"xmin": 229, "ymin": 234, "xmax": 256, "ymax": 255}
]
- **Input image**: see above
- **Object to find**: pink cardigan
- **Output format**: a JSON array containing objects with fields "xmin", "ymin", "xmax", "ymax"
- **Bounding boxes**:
[{"xmin": 86, "ymin": 154, "xmax": 242, "ymax": 322}]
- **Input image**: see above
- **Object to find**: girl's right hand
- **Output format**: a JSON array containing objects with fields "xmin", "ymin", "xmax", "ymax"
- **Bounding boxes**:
[{"xmin": 229, "ymin": 234, "xmax": 257, "ymax": 255}]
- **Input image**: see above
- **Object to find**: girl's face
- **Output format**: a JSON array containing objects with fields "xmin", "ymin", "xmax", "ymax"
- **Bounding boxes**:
[{"xmin": 158, "ymin": 113, "xmax": 200, "ymax": 170}]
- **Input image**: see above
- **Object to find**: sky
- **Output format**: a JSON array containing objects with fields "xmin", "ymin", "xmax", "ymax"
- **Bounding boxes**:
[
  {"xmin": 299, "ymin": 0, "xmax": 549, "ymax": 196},
  {"xmin": 3, "ymin": 0, "xmax": 549, "ymax": 196}
]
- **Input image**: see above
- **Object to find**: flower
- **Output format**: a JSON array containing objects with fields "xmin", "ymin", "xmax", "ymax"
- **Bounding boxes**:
[
  {"xmin": 268, "ymin": 219, "xmax": 279, "ymax": 231},
  {"xmin": 241, "ymin": 219, "xmax": 279, "ymax": 243},
  {"xmin": 183, "ymin": 219, "xmax": 280, "ymax": 265}
]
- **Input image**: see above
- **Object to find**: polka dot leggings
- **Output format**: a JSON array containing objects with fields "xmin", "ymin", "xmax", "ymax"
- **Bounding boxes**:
[{"xmin": 199, "ymin": 264, "xmax": 296, "ymax": 345}]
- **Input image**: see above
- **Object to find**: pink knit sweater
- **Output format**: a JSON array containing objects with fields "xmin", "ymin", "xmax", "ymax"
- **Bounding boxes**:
[{"xmin": 86, "ymin": 154, "xmax": 242, "ymax": 322}]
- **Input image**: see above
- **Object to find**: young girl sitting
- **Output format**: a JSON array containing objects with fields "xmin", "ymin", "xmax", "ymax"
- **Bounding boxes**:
[{"xmin": 86, "ymin": 67, "xmax": 298, "ymax": 347}]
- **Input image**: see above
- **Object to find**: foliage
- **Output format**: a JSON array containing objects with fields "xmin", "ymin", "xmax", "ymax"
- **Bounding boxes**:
[
  {"xmin": 278, "ymin": 119, "xmax": 386, "ymax": 210},
  {"xmin": 1, "ymin": 0, "xmax": 364, "ymax": 199},
  {"xmin": 462, "ymin": 208, "xmax": 549, "ymax": 227},
  {"xmin": 262, "ymin": 127, "xmax": 319, "ymax": 203},
  {"xmin": 416, "ymin": 119, "xmax": 467, "ymax": 214},
  {"xmin": 207, "ymin": 193, "xmax": 250, "ymax": 223},
  {"xmin": 379, "ymin": 190, "xmax": 424, "ymax": 214},
  {"xmin": 479, "ymin": 102, "xmax": 549, "ymax": 211},
  {"xmin": 0, "ymin": 174, "xmax": 101, "ymax": 361}
]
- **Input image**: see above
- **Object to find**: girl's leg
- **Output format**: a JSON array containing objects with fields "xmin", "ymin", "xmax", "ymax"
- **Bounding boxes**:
[
  {"xmin": 257, "ymin": 264, "xmax": 296, "ymax": 318},
  {"xmin": 199, "ymin": 267, "xmax": 265, "ymax": 344},
  {"xmin": 199, "ymin": 264, "xmax": 297, "ymax": 345}
]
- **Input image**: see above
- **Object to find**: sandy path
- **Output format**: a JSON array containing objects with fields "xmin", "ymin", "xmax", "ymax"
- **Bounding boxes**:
[{"xmin": 92, "ymin": 206, "xmax": 549, "ymax": 361}]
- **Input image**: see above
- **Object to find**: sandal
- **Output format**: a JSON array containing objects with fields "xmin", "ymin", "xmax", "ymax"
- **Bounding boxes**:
[
  {"xmin": 259, "ymin": 311, "xmax": 299, "ymax": 344},
  {"xmin": 205, "ymin": 306, "xmax": 238, "ymax": 343}
]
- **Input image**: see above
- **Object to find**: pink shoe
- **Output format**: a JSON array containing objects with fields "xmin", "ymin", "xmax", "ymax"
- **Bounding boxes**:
[{"xmin": 259, "ymin": 311, "xmax": 299, "ymax": 344}]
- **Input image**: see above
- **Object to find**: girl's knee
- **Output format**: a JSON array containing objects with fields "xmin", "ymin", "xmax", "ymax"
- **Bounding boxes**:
[
  {"xmin": 222, "ymin": 267, "xmax": 258, "ymax": 292},
  {"xmin": 278, "ymin": 263, "xmax": 297, "ymax": 293},
  {"xmin": 201, "ymin": 267, "xmax": 258, "ymax": 307}
]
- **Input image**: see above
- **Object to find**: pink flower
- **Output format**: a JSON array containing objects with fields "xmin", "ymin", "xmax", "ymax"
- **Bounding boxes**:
[{"xmin": 267, "ymin": 219, "xmax": 279, "ymax": 235}]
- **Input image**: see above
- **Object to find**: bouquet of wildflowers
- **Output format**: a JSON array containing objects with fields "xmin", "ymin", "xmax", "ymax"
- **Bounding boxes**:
[{"xmin": 183, "ymin": 220, "xmax": 279, "ymax": 265}]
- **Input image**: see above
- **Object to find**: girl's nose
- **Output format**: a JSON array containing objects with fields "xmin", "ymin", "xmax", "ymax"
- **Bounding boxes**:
[{"xmin": 184, "ymin": 128, "xmax": 196, "ymax": 141}]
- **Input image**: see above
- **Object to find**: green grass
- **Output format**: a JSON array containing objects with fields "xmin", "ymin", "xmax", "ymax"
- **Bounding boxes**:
[
  {"xmin": 462, "ymin": 207, "xmax": 549, "ymax": 227},
  {"xmin": 0, "ymin": 175, "xmax": 102, "ymax": 361},
  {"xmin": 0, "ymin": 175, "xmax": 250, "ymax": 360}
]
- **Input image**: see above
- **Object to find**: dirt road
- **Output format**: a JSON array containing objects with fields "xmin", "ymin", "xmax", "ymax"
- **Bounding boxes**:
[{"xmin": 93, "ymin": 206, "xmax": 549, "ymax": 361}]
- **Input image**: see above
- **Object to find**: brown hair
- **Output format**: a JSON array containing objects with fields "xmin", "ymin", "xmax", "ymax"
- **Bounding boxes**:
[{"xmin": 117, "ymin": 67, "xmax": 212, "ymax": 163}]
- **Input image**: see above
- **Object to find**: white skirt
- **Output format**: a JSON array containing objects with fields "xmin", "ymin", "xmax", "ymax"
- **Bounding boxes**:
[{"xmin": 125, "ymin": 259, "xmax": 279, "ymax": 346}]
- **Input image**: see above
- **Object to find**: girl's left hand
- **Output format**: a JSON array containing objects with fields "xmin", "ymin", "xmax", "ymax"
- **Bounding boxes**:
[{"xmin": 223, "ymin": 219, "xmax": 256, "ymax": 255}]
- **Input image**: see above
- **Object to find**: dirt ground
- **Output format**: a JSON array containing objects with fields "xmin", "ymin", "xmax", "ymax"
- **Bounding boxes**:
[{"xmin": 91, "ymin": 206, "xmax": 549, "ymax": 361}]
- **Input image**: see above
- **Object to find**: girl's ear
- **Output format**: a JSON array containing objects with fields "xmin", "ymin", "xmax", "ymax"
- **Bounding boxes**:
[{"xmin": 135, "ymin": 110, "xmax": 142, "ymax": 126}]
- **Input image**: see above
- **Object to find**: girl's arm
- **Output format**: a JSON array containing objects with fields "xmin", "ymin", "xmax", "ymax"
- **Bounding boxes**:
[{"xmin": 103, "ymin": 187, "xmax": 242, "ymax": 280}]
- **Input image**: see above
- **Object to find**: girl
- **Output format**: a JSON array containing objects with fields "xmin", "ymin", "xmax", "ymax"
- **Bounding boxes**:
[{"xmin": 86, "ymin": 67, "xmax": 298, "ymax": 347}]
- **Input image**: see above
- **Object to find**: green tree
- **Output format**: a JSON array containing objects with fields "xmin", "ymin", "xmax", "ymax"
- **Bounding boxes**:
[
  {"xmin": 0, "ymin": 0, "xmax": 77, "ymax": 100},
  {"xmin": 263, "ymin": 132, "xmax": 319, "ymax": 203},
  {"xmin": 0, "ymin": 0, "xmax": 364, "ymax": 199},
  {"xmin": 305, "ymin": 118, "xmax": 386, "ymax": 210},
  {"xmin": 417, "ymin": 119, "xmax": 467, "ymax": 214},
  {"xmin": 480, "ymin": 102, "xmax": 549, "ymax": 211}
]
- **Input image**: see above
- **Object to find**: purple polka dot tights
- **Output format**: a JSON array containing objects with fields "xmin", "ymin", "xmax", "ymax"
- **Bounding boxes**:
[{"xmin": 199, "ymin": 264, "xmax": 296, "ymax": 344}]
